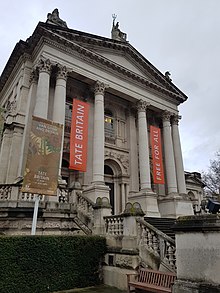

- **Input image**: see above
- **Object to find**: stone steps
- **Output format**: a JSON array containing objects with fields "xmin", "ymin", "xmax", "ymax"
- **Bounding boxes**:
[{"xmin": 144, "ymin": 217, "xmax": 176, "ymax": 240}]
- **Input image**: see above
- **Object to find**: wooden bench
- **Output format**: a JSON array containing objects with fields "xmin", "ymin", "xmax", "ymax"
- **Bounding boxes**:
[{"xmin": 127, "ymin": 268, "xmax": 176, "ymax": 293}]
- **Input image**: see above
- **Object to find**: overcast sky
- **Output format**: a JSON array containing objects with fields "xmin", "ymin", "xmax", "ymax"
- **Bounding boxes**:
[{"xmin": 0, "ymin": 0, "xmax": 219, "ymax": 173}]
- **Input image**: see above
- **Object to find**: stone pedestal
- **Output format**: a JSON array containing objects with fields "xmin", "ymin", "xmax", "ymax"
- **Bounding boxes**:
[
  {"xmin": 158, "ymin": 196, "xmax": 194, "ymax": 218},
  {"xmin": 92, "ymin": 198, "xmax": 112, "ymax": 235},
  {"xmin": 173, "ymin": 215, "xmax": 220, "ymax": 292},
  {"xmin": 83, "ymin": 184, "xmax": 110, "ymax": 204},
  {"xmin": 128, "ymin": 192, "xmax": 160, "ymax": 217}
]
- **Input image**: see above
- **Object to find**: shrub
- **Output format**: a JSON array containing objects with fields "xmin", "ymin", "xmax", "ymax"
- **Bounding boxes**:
[{"xmin": 0, "ymin": 235, "xmax": 106, "ymax": 293}]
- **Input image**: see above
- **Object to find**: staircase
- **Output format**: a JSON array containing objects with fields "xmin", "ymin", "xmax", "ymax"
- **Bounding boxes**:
[{"xmin": 144, "ymin": 217, "xmax": 176, "ymax": 240}]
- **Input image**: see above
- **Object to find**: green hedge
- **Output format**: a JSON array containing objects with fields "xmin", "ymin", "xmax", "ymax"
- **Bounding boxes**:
[{"xmin": 0, "ymin": 235, "xmax": 106, "ymax": 293}]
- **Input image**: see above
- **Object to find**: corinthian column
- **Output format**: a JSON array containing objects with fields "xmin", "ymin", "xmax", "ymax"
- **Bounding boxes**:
[
  {"xmin": 172, "ymin": 115, "xmax": 186, "ymax": 194},
  {"xmin": 137, "ymin": 100, "xmax": 152, "ymax": 191},
  {"xmin": 53, "ymin": 65, "xmax": 67, "ymax": 124},
  {"xmin": 34, "ymin": 59, "xmax": 52, "ymax": 119},
  {"xmin": 92, "ymin": 81, "xmax": 108, "ymax": 184},
  {"xmin": 17, "ymin": 70, "xmax": 38, "ymax": 178},
  {"xmin": 52, "ymin": 65, "xmax": 68, "ymax": 175},
  {"xmin": 162, "ymin": 111, "xmax": 178, "ymax": 194}
]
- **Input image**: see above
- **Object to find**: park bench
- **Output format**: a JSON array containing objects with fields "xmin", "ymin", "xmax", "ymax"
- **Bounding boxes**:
[{"xmin": 127, "ymin": 268, "xmax": 176, "ymax": 293}]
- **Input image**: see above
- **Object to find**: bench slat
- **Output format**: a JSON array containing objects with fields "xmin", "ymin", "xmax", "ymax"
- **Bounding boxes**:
[{"xmin": 127, "ymin": 268, "xmax": 176, "ymax": 293}]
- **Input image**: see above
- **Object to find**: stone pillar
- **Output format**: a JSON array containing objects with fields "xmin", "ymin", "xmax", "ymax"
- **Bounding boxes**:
[
  {"xmin": 6, "ymin": 126, "xmax": 24, "ymax": 183},
  {"xmin": 34, "ymin": 59, "xmax": 52, "ymax": 119},
  {"xmin": 52, "ymin": 65, "xmax": 67, "ymax": 175},
  {"xmin": 162, "ymin": 111, "xmax": 178, "ymax": 195},
  {"xmin": 172, "ymin": 115, "xmax": 186, "ymax": 195},
  {"xmin": 121, "ymin": 183, "xmax": 126, "ymax": 212},
  {"xmin": 0, "ymin": 129, "xmax": 12, "ymax": 183},
  {"xmin": 173, "ymin": 215, "xmax": 220, "ymax": 292},
  {"xmin": 128, "ymin": 100, "xmax": 160, "ymax": 217},
  {"xmin": 137, "ymin": 99, "xmax": 152, "ymax": 191},
  {"xmin": 127, "ymin": 109, "xmax": 139, "ymax": 193},
  {"xmin": 83, "ymin": 80, "xmax": 110, "ymax": 203},
  {"xmin": 92, "ymin": 80, "xmax": 107, "ymax": 184},
  {"xmin": 17, "ymin": 70, "xmax": 38, "ymax": 179}
]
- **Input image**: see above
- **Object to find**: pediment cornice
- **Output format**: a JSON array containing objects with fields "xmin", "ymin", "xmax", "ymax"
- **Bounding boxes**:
[{"xmin": 0, "ymin": 22, "xmax": 187, "ymax": 104}]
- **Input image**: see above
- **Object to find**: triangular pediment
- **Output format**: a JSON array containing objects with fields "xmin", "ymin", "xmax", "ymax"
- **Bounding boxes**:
[
  {"xmin": 0, "ymin": 22, "xmax": 188, "ymax": 103},
  {"xmin": 82, "ymin": 48, "xmax": 157, "ymax": 83}
]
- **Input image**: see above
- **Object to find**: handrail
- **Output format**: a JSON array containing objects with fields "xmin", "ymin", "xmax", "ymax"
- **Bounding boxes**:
[
  {"xmin": 136, "ymin": 217, "xmax": 176, "ymax": 271},
  {"xmin": 76, "ymin": 192, "xmax": 96, "ymax": 208},
  {"xmin": 75, "ymin": 192, "xmax": 95, "ymax": 222},
  {"xmin": 136, "ymin": 217, "xmax": 175, "ymax": 245}
]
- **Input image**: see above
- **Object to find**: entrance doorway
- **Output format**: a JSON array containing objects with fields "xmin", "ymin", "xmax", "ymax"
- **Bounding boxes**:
[
  {"xmin": 106, "ymin": 182, "xmax": 114, "ymax": 215},
  {"xmin": 104, "ymin": 165, "xmax": 114, "ymax": 214}
]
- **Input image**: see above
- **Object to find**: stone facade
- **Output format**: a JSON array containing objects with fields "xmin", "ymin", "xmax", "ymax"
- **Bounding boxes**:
[
  {"xmin": 173, "ymin": 215, "xmax": 220, "ymax": 292},
  {"xmin": 0, "ymin": 9, "xmax": 195, "ymax": 235}
]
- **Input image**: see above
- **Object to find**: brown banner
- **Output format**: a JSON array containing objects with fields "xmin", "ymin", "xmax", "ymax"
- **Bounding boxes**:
[
  {"xmin": 21, "ymin": 116, "xmax": 63, "ymax": 196},
  {"xmin": 150, "ymin": 125, "xmax": 165, "ymax": 184},
  {"xmin": 69, "ymin": 99, "xmax": 89, "ymax": 172}
]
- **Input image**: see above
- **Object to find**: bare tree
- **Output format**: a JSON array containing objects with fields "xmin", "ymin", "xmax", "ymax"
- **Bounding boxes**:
[{"xmin": 202, "ymin": 151, "xmax": 220, "ymax": 197}]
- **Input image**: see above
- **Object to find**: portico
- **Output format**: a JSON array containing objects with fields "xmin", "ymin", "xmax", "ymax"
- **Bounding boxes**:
[{"xmin": 0, "ymin": 9, "xmax": 194, "ymax": 221}]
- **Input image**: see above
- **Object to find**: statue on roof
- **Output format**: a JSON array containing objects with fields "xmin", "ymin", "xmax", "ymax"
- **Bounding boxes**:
[
  {"xmin": 165, "ymin": 71, "xmax": 172, "ymax": 82},
  {"xmin": 46, "ymin": 8, "xmax": 68, "ymax": 28},
  {"xmin": 111, "ymin": 14, "xmax": 127, "ymax": 42}
]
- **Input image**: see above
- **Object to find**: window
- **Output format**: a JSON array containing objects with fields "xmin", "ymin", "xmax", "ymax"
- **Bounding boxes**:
[{"xmin": 104, "ymin": 109, "xmax": 114, "ymax": 137}]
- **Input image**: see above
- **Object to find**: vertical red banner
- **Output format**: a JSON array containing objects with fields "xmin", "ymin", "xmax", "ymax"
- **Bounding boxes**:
[
  {"xmin": 69, "ymin": 99, "xmax": 89, "ymax": 171},
  {"xmin": 150, "ymin": 126, "xmax": 165, "ymax": 184}
]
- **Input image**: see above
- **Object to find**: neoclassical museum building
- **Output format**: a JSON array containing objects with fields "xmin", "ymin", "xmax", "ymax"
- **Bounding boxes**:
[{"xmin": 0, "ymin": 9, "xmax": 201, "ymax": 234}]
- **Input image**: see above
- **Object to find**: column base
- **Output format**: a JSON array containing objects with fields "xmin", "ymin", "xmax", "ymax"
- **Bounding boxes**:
[
  {"xmin": 158, "ymin": 195, "xmax": 194, "ymax": 218},
  {"xmin": 128, "ymin": 190, "xmax": 160, "ymax": 217},
  {"xmin": 83, "ymin": 183, "xmax": 110, "ymax": 204}
]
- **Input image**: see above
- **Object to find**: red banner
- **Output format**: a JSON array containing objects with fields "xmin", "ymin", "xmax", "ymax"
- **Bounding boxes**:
[
  {"xmin": 69, "ymin": 99, "xmax": 89, "ymax": 171},
  {"xmin": 150, "ymin": 126, "xmax": 165, "ymax": 184}
]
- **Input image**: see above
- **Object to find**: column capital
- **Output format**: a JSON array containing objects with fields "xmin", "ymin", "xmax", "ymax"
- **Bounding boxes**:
[
  {"xmin": 56, "ymin": 64, "xmax": 68, "ymax": 80},
  {"xmin": 136, "ymin": 99, "xmax": 150, "ymax": 112},
  {"xmin": 94, "ymin": 80, "xmax": 108, "ymax": 95},
  {"xmin": 29, "ymin": 69, "xmax": 38, "ymax": 84},
  {"xmin": 172, "ymin": 114, "xmax": 182, "ymax": 125},
  {"xmin": 38, "ymin": 58, "xmax": 52, "ymax": 74},
  {"xmin": 162, "ymin": 110, "xmax": 172, "ymax": 122}
]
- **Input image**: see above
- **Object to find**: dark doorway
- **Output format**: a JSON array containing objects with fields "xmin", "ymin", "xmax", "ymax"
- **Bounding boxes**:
[
  {"xmin": 104, "ymin": 165, "xmax": 114, "ymax": 214},
  {"xmin": 105, "ymin": 182, "xmax": 114, "ymax": 215}
]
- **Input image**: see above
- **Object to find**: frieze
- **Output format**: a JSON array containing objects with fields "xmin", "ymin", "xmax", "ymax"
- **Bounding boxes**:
[{"xmin": 105, "ymin": 149, "xmax": 129, "ymax": 174}]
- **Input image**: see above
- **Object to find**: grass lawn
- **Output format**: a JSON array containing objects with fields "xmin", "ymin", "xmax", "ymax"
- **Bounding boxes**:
[{"xmin": 53, "ymin": 285, "xmax": 126, "ymax": 293}]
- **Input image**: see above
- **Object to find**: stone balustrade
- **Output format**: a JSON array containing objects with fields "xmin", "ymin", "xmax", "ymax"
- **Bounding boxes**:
[
  {"xmin": 19, "ymin": 192, "xmax": 45, "ymax": 202},
  {"xmin": 104, "ymin": 215, "xmax": 124, "ymax": 236},
  {"xmin": 136, "ymin": 217, "xmax": 176, "ymax": 271},
  {"xmin": 58, "ymin": 187, "xmax": 69, "ymax": 203},
  {"xmin": 0, "ymin": 184, "xmax": 12, "ymax": 200},
  {"xmin": 76, "ymin": 192, "xmax": 95, "ymax": 221}
]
